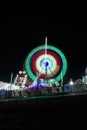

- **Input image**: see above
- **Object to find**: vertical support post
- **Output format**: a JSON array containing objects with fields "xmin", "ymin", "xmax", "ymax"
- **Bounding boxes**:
[
  {"xmin": 10, "ymin": 73, "xmax": 13, "ymax": 90},
  {"xmin": 45, "ymin": 36, "xmax": 47, "ymax": 84},
  {"xmin": 61, "ymin": 71, "xmax": 63, "ymax": 87}
]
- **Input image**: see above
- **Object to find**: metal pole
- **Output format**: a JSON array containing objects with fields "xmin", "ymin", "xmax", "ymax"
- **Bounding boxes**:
[
  {"xmin": 61, "ymin": 71, "xmax": 63, "ymax": 87},
  {"xmin": 45, "ymin": 36, "xmax": 47, "ymax": 84},
  {"xmin": 10, "ymin": 73, "xmax": 13, "ymax": 92}
]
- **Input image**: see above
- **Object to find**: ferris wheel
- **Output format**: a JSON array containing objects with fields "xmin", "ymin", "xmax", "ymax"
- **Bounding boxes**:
[{"xmin": 25, "ymin": 39, "xmax": 67, "ymax": 85}]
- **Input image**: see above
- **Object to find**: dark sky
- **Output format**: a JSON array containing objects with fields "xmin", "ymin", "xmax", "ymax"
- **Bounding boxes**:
[{"xmin": 0, "ymin": 16, "xmax": 87, "ymax": 83}]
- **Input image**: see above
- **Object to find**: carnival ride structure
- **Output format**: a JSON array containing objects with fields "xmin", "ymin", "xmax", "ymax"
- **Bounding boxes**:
[
  {"xmin": 0, "ymin": 37, "xmax": 87, "ymax": 100},
  {"xmin": 25, "ymin": 37, "xmax": 67, "ymax": 88}
]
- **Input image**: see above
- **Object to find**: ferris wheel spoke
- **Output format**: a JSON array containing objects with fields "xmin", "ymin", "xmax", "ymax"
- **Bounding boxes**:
[
  {"xmin": 45, "ymin": 37, "xmax": 47, "ymax": 63},
  {"xmin": 47, "ymin": 66, "xmax": 60, "ymax": 84},
  {"xmin": 47, "ymin": 66, "xmax": 55, "ymax": 77}
]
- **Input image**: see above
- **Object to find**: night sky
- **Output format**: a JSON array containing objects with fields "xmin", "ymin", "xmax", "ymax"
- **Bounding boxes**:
[{"xmin": 0, "ymin": 16, "xmax": 87, "ymax": 83}]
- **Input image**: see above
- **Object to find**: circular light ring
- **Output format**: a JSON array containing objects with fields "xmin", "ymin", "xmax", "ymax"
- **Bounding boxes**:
[
  {"xmin": 40, "ymin": 58, "xmax": 53, "ymax": 70},
  {"xmin": 31, "ymin": 51, "xmax": 62, "ymax": 79},
  {"xmin": 25, "ymin": 45, "xmax": 67, "ymax": 84},
  {"xmin": 31, "ymin": 50, "xmax": 62, "ymax": 78},
  {"xmin": 36, "ymin": 54, "xmax": 57, "ymax": 74}
]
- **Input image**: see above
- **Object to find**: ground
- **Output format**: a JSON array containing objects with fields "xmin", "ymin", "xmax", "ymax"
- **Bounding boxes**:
[{"xmin": 0, "ymin": 94, "xmax": 87, "ymax": 129}]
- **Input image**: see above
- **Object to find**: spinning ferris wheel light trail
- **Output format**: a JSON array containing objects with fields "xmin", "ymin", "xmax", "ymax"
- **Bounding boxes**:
[{"xmin": 25, "ymin": 39, "xmax": 67, "ymax": 85}]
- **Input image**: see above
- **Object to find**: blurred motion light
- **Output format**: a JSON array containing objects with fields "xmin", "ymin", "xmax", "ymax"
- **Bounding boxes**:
[{"xmin": 69, "ymin": 79, "xmax": 74, "ymax": 85}]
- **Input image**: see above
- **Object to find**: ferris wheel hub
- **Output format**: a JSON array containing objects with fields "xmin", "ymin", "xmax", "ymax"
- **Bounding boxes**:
[{"xmin": 44, "ymin": 62, "xmax": 49, "ymax": 66}]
